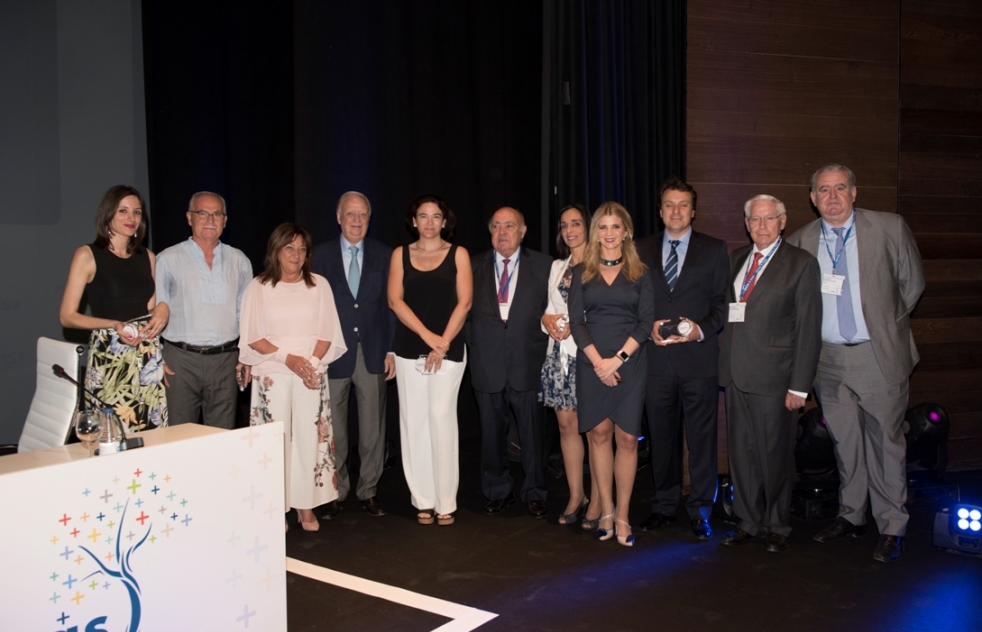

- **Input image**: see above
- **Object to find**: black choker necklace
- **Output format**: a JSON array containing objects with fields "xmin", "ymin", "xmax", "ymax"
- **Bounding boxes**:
[{"xmin": 599, "ymin": 257, "xmax": 623, "ymax": 267}]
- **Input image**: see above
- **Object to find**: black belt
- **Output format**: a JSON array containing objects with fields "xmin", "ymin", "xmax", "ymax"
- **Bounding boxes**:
[
  {"xmin": 825, "ymin": 341, "xmax": 869, "ymax": 347},
  {"xmin": 164, "ymin": 338, "xmax": 239, "ymax": 355}
]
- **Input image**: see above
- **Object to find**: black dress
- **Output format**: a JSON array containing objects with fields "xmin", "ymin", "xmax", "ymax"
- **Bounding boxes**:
[{"xmin": 568, "ymin": 264, "xmax": 655, "ymax": 435}]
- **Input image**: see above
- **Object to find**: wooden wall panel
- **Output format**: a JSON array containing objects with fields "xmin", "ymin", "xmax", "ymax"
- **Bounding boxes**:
[
  {"xmin": 687, "ymin": 0, "xmax": 982, "ymax": 473},
  {"xmin": 901, "ymin": 0, "xmax": 982, "ymax": 470}
]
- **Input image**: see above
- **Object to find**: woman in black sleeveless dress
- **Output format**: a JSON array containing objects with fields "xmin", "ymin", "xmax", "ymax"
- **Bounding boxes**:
[
  {"xmin": 59, "ymin": 185, "xmax": 169, "ymax": 431},
  {"xmin": 568, "ymin": 202, "xmax": 654, "ymax": 547},
  {"xmin": 388, "ymin": 195, "xmax": 472, "ymax": 525}
]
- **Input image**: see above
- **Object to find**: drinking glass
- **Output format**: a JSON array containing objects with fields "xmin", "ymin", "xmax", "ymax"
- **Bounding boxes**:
[{"xmin": 73, "ymin": 410, "xmax": 102, "ymax": 457}]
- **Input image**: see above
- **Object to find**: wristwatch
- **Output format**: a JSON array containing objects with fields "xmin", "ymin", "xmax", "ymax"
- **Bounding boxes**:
[{"xmin": 616, "ymin": 350, "xmax": 630, "ymax": 362}]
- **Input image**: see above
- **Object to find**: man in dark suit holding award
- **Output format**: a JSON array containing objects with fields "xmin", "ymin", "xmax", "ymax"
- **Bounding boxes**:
[
  {"xmin": 468, "ymin": 207, "xmax": 553, "ymax": 518},
  {"xmin": 719, "ymin": 194, "xmax": 822, "ymax": 553},
  {"xmin": 787, "ymin": 164, "xmax": 924, "ymax": 562},
  {"xmin": 637, "ymin": 177, "xmax": 730, "ymax": 540},
  {"xmin": 312, "ymin": 191, "xmax": 395, "ymax": 519}
]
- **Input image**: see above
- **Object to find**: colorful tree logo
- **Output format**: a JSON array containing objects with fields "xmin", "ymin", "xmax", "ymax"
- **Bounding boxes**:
[{"xmin": 46, "ymin": 467, "xmax": 192, "ymax": 632}]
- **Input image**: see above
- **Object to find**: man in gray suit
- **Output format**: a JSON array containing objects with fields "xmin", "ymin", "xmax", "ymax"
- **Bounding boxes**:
[
  {"xmin": 787, "ymin": 164, "xmax": 924, "ymax": 563},
  {"xmin": 719, "ymin": 195, "xmax": 822, "ymax": 553}
]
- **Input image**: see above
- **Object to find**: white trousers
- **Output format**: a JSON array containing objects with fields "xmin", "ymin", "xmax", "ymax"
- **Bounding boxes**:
[
  {"xmin": 250, "ymin": 372, "xmax": 338, "ymax": 511},
  {"xmin": 395, "ymin": 353, "xmax": 466, "ymax": 515}
]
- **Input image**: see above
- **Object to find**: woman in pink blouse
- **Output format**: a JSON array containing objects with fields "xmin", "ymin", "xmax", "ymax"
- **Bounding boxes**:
[{"xmin": 239, "ymin": 223, "xmax": 346, "ymax": 532}]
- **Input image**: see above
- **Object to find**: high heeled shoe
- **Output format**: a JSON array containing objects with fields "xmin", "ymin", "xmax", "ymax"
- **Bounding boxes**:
[
  {"xmin": 616, "ymin": 518, "xmax": 635, "ymax": 547},
  {"xmin": 297, "ymin": 509, "xmax": 320, "ymax": 532},
  {"xmin": 595, "ymin": 511, "xmax": 615, "ymax": 541},
  {"xmin": 558, "ymin": 497, "xmax": 589, "ymax": 526}
]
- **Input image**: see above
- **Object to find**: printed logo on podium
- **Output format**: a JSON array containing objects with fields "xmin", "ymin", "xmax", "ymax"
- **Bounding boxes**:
[{"xmin": 45, "ymin": 467, "xmax": 193, "ymax": 632}]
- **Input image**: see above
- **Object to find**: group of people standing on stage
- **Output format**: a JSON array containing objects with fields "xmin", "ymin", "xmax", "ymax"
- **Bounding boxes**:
[{"xmin": 58, "ymin": 161, "xmax": 924, "ymax": 562}]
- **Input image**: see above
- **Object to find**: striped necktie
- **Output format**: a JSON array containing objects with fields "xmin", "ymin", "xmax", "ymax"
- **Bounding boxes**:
[{"xmin": 665, "ymin": 240, "xmax": 680, "ymax": 291}]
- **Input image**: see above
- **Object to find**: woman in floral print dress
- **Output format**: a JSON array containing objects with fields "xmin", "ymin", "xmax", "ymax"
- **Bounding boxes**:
[
  {"xmin": 59, "ymin": 185, "xmax": 169, "ymax": 432},
  {"xmin": 239, "ymin": 223, "xmax": 346, "ymax": 532}
]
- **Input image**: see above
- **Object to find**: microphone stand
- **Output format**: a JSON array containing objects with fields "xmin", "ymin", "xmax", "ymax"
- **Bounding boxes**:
[{"xmin": 51, "ymin": 364, "xmax": 144, "ymax": 452}]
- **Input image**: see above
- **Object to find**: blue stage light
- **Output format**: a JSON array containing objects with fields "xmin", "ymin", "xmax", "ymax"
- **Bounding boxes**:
[{"xmin": 935, "ymin": 504, "xmax": 982, "ymax": 556}]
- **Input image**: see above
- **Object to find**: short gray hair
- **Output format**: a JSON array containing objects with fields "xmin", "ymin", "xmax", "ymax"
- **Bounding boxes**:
[
  {"xmin": 188, "ymin": 191, "xmax": 226, "ymax": 213},
  {"xmin": 744, "ymin": 194, "xmax": 787, "ymax": 218},
  {"xmin": 336, "ymin": 191, "xmax": 372, "ymax": 217},
  {"xmin": 810, "ymin": 164, "xmax": 856, "ymax": 192}
]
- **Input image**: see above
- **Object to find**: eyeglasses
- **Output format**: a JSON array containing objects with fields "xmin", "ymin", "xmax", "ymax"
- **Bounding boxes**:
[
  {"xmin": 190, "ymin": 210, "xmax": 226, "ymax": 220},
  {"xmin": 747, "ymin": 215, "xmax": 782, "ymax": 226}
]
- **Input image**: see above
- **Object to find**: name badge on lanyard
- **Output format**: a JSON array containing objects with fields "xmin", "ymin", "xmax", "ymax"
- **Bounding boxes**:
[
  {"xmin": 728, "ymin": 302, "xmax": 746, "ymax": 323},
  {"xmin": 822, "ymin": 273, "xmax": 845, "ymax": 295}
]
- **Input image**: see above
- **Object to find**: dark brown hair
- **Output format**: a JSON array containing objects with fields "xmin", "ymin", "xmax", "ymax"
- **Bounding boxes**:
[
  {"xmin": 405, "ymin": 194, "xmax": 456, "ymax": 240},
  {"xmin": 555, "ymin": 203, "xmax": 591, "ymax": 259},
  {"xmin": 257, "ymin": 223, "xmax": 315, "ymax": 287},
  {"xmin": 93, "ymin": 185, "xmax": 147, "ymax": 255},
  {"xmin": 659, "ymin": 176, "xmax": 698, "ymax": 211}
]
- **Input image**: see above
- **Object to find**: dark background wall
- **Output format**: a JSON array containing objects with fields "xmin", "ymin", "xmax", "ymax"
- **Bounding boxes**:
[{"xmin": 687, "ymin": 0, "xmax": 982, "ymax": 471}]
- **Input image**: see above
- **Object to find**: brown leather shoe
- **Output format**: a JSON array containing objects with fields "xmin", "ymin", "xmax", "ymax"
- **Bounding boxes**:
[
  {"xmin": 873, "ymin": 535, "xmax": 904, "ymax": 563},
  {"xmin": 764, "ymin": 532, "xmax": 789, "ymax": 553},
  {"xmin": 319, "ymin": 500, "xmax": 341, "ymax": 520},
  {"xmin": 721, "ymin": 529, "xmax": 755, "ymax": 546}
]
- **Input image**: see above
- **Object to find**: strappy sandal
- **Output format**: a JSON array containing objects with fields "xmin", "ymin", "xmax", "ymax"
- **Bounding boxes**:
[
  {"xmin": 437, "ymin": 513, "xmax": 455, "ymax": 526},
  {"xmin": 417, "ymin": 509, "xmax": 436, "ymax": 525}
]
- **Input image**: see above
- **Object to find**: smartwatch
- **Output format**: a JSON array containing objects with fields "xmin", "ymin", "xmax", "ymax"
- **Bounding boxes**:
[{"xmin": 616, "ymin": 350, "xmax": 630, "ymax": 362}]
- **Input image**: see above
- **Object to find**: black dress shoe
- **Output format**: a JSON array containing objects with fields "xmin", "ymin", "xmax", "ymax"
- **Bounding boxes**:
[
  {"xmin": 484, "ymin": 491, "xmax": 516, "ymax": 515},
  {"xmin": 319, "ymin": 500, "xmax": 341, "ymax": 520},
  {"xmin": 721, "ymin": 529, "xmax": 755, "ymax": 546},
  {"xmin": 873, "ymin": 535, "xmax": 904, "ymax": 563},
  {"xmin": 764, "ymin": 532, "xmax": 789, "ymax": 553},
  {"xmin": 360, "ymin": 496, "xmax": 386, "ymax": 517},
  {"xmin": 691, "ymin": 518, "xmax": 712, "ymax": 540},
  {"xmin": 813, "ymin": 517, "xmax": 867, "ymax": 543},
  {"xmin": 639, "ymin": 513, "xmax": 677, "ymax": 531},
  {"xmin": 528, "ymin": 500, "xmax": 547, "ymax": 518}
]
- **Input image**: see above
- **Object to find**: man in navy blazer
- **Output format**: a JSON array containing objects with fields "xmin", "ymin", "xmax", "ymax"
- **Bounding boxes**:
[
  {"xmin": 312, "ymin": 191, "xmax": 395, "ymax": 519},
  {"xmin": 637, "ymin": 177, "xmax": 730, "ymax": 540},
  {"xmin": 467, "ymin": 207, "xmax": 553, "ymax": 518}
]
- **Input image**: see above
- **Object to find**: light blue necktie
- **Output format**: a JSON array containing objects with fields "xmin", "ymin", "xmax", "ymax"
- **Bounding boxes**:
[
  {"xmin": 832, "ymin": 227, "xmax": 857, "ymax": 341},
  {"xmin": 665, "ymin": 240, "xmax": 680, "ymax": 291},
  {"xmin": 347, "ymin": 245, "xmax": 360, "ymax": 297}
]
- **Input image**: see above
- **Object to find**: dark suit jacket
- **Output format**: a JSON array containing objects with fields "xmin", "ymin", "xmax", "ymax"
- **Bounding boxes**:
[
  {"xmin": 786, "ymin": 208, "xmax": 925, "ymax": 385},
  {"xmin": 312, "ymin": 237, "xmax": 395, "ymax": 378},
  {"xmin": 466, "ymin": 246, "xmax": 552, "ymax": 393},
  {"xmin": 718, "ymin": 241, "xmax": 822, "ymax": 396},
  {"xmin": 637, "ymin": 230, "xmax": 730, "ymax": 378}
]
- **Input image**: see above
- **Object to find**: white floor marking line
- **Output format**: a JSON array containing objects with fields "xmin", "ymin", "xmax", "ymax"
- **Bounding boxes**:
[{"xmin": 286, "ymin": 557, "xmax": 498, "ymax": 632}]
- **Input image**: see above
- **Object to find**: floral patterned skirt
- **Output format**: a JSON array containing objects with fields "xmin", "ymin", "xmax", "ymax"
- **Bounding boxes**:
[
  {"xmin": 250, "ymin": 372, "xmax": 338, "ymax": 509},
  {"xmin": 85, "ymin": 318, "xmax": 167, "ymax": 431},
  {"xmin": 538, "ymin": 341, "xmax": 577, "ymax": 410}
]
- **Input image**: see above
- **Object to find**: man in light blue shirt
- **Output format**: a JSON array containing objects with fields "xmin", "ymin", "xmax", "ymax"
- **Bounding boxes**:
[{"xmin": 155, "ymin": 192, "xmax": 254, "ymax": 429}]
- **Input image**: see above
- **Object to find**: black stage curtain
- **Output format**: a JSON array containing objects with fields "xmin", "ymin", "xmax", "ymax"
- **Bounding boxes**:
[
  {"xmin": 548, "ymin": 0, "xmax": 686, "ymax": 242},
  {"xmin": 142, "ymin": 1, "xmax": 295, "ymax": 269}
]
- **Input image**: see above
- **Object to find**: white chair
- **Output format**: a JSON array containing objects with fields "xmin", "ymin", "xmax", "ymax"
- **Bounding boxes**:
[{"xmin": 17, "ymin": 337, "xmax": 86, "ymax": 453}]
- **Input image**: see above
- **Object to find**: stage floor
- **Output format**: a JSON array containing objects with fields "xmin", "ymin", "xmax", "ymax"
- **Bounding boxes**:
[{"xmin": 284, "ymin": 438, "xmax": 982, "ymax": 632}]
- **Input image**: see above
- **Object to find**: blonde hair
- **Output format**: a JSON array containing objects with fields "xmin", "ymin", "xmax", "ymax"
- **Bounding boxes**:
[{"xmin": 582, "ymin": 201, "xmax": 644, "ymax": 283}]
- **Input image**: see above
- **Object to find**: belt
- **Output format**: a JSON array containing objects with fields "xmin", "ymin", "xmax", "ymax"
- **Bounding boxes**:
[
  {"xmin": 824, "ymin": 340, "xmax": 870, "ymax": 348},
  {"xmin": 164, "ymin": 338, "xmax": 239, "ymax": 355}
]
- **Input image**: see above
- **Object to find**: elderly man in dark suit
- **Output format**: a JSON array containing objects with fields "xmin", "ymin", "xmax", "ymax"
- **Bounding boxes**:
[
  {"xmin": 468, "ymin": 206, "xmax": 553, "ymax": 518},
  {"xmin": 637, "ymin": 177, "xmax": 730, "ymax": 540},
  {"xmin": 719, "ymin": 194, "xmax": 822, "ymax": 553},
  {"xmin": 312, "ymin": 191, "xmax": 395, "ymax": 519},
  {"xmin": 787, "ymin": 164, "xmax": 924, "ymax": 563}
]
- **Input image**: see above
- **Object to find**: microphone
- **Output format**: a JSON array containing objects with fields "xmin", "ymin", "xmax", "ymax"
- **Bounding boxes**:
[{"xmin": 52, "ymin": 364, "xmax": 110, "ymax": 409}]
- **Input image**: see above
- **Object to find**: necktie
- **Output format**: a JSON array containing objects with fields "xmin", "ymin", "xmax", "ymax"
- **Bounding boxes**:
[
  {"xmin": 498, "ymin": 258, "xmax": 511, "ymax": 304},
  {"xmin": 740, "ymin": 252, "xmax": 764, "ymax": 302},
  {"xmin": 832, "ymin": 227, "xmax": 857, "ymax": 341},
  {"xmin": 347, "ymin": 245, "xmax": 360, "ymax": 297},
  {"xmin": 665, "ymin": 240, "xmax": 680, "ymax": 291}
]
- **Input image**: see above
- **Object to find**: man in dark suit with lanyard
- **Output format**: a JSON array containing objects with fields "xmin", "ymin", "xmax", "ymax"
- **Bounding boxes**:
[
  {"xmin": 637, "ymin": 177, "xmax": 730, "ymax": 540},
  {"xmin": 719, "ymin": 194, "xmax": 822, "ymax": 553},
  {"xmin": 787, "ymin": 164, "xmax": 924, "ymax": 562},
  {"xmin": 467, "ymin": 207, "xmax": 553, "ymax": 518},
  {"xmin": 312, "ymin": 191, "xmax": 395, "ymax": 519}
]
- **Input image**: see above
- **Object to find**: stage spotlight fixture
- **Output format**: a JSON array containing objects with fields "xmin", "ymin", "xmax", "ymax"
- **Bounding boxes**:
[
  {"xmin": 795, "ymin": 406, "xmax": 836, "ymax": 476},
  {"xmin": 904, "ymin": 403, "xmax": 950, "ymax": 477},
  {"xmin": 934, "ymin": 504, "xmax": 982, "ymax": 557}
]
